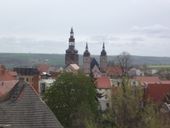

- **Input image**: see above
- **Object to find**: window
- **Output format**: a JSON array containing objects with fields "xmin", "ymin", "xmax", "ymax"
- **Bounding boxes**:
[{"xmin": 106, "ymin": 103, "xmax": 110, "ymax": 108}]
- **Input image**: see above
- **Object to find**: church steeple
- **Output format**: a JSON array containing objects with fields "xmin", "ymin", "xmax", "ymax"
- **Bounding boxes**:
[
  {"xmin": 103, "ymin": 42, "xmax": 105, "ymax": 49},
  {"xmin": 100, "ymin": 42, "xmax": 107, "ymax": 72},
  {"xmin": 86, "ymin": 43, "xmax": 88, "ymax": 50},
  {"xmin": 101, "ymin": 42, "xmax": 107, "ymax": 56},
  {"xmin": 83, "ymin": 42, "xmax": 90, "ymax": 57},
  {"xmin": 83, "ymin": 42, "xmax": 91, "ymax": 74},
  {"xmin": 69, "ymin": 27, "xmax": 75, "ymax": 47},
  {"xmin": 65, "ymin": 28, "xmax": 79, "ymax": 66}
]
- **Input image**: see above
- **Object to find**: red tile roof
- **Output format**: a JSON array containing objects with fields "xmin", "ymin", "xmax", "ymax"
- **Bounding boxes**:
[
  {"xmin": 161, "ymin": 80, "xmax": 170, "ymax": 84},
  {"xmin": 96, "ymin": 76, "xmax": 112, "ymax": 89},
  {"xmin": 145, "ymin": 83, "xmax": 170, "ymax": 103},
  {"xmin": 135, "ymin": 76, "xmax": 160, "ymax": 85},
  {"xmin": 106, "ymin": 66, "xmax": 122, "ymax": 76},
  {"xmin": 0, "ymin": 80, "xmax": 18, "ymax": 97},
  {"xmin": 0, "ymin": 65, "xmax": 17, "ymax": 81},
  {"xmin": 37, "ymin": 64, "xmax": 49, "ymax": 73}
]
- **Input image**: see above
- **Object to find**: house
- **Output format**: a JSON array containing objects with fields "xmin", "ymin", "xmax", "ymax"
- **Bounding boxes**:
[
  {"xmin": 90, "ymin": 58, "xmax": 102, "ymax": 78},
  {"xmin": 65, "ymin": 64, "xmax": 80, "ymax": 73},
  {"xmin": 13, "ymin": 67, "xmax": 40, "ymax": 94},
  {"xmin": 106, "ymin": 66, "xmax": 122, "ymax": 78},
  {"xmin": 131, "ymin": 76, "xmax": 161, "ymax": 86},
  {"xmin": 39, "ymin": 78, "xmax": 55, "ymax": 96},
  {"xmin": 0, "ymin": 80, "xmax": 18, "ymax": 102},
  {"xmin": 144, "ymin": 83, "xmax": 170, "ymax": 103},
  {"xmin": 39, "ymin": 72, "xmax": 55, "ymax": 96},
  {"xmin": 96, "ymin": 76, "xmax": 112, "ymax": 111},
  {"xmin": 0, "ymin": 79, "xmax": 63, "ymax": 128},
  {"xmin": 0, "ymin": 65, "xmax": 17, "ymax": 81},
  {"xmin": 36, "ymin": 64, "xmax": 50, "ymax": 74},
  {"xmin": 128, "ymin": 68, "xmax": 144, "ymax": 77}
]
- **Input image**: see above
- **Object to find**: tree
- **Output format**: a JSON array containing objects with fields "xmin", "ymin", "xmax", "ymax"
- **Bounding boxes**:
[
  {"xmin": 110, "ymin": 85, "xmax": 162, "ymax": 128},
  {"xmin": 43, "ymin": 72, "xmax": 98, "ymax": 128},
  {"xmin": 99, "ymin": 52, "xmax": 164, "ymax": 128},
  {"xmin": 117, "ymin": 51, "xmax": 132, "ymax": 77}
]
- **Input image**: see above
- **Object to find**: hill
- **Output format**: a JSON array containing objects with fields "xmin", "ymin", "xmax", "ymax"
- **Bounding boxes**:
[{"xmin": 0, "ymin": 53, "xmax": 170, "ymax": 68}]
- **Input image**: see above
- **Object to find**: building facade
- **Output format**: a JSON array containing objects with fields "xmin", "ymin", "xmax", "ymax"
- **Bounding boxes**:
[
  {"xmin": 83, "ymin": 43, "xmax": 91, "ymax": 74},
  {"xmin": 100, "ymin": 43, "xmax": 107, "ymax": 73},
  {"xmin": 13, "ymin": 67, "xmax": 39, "ymax": 93}
]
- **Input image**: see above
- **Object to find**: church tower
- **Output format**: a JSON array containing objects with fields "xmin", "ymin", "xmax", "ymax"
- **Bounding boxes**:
[
  {"xmin": 83, "ymin": 43, "xmax": 91, "ymax": 74},
  {"xmin": 65, "ymin": 28, "xmax": 79, "ymax": 66},
  {"xmin": 100, "ymin": 43, "xmax": 107, "ymax": 72}
]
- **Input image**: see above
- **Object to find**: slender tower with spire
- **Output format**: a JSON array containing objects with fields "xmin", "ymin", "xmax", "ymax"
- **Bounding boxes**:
[
  {"xmin": 100, "ymin": 42, "xmax": 107, "ymax": 72},
  {"xmin": 65, "ymin": 28, "xmax": 79, "ymax": 66},
  {"xmin": 83, "ymin": 43, "xmax": 91, "ymax": 74}
]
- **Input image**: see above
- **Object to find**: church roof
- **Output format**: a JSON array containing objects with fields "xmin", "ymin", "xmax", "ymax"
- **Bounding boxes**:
[
  {"xmin": 0, "ymin": 80, "xmax": 63, "ymax": 128},
  {"xmin": 90, "ymin": 58, "xmax": 100, "ymax": 70}
]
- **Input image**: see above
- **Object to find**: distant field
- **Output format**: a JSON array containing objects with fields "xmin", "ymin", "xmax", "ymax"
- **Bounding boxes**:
[
  {"xmin": 148, "ymin": 65, "xmax": 170, "ymax": 68},
  {"xmin": 1, "ymin": 53, "xmax": 170, "ymax": 69}
]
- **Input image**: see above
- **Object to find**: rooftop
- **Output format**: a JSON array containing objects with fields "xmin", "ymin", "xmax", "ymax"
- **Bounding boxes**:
[
  {"xmin": 0, "ymin": 81, "xmax": 63, "ymax": 128},
  {"xmin": 96, "ymin": 76, "xmax": 112, "ymax": 89},
  {"xmin": 0, "ymin": 80, "xmax": 18, "ymax": 98},
  {"xmin": 144, "ymin": 83, "xmax": 170, "ymax": 103}
]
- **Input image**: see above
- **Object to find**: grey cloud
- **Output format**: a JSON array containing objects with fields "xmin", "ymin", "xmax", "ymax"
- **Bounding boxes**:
[
  {"xmin": 0, "ymin": 36, "xmax": 66, "ymax": 53},
  {"xmin": 90, "ymin": 35, "xmax": 120, "ymax": 42},
  {"xmin": 125, "ymin": 37, "xmax": 145, "ymax": 42},
  {"xmin": 131, "ymin": 24, "xmax": 170, "ymax": 38}
]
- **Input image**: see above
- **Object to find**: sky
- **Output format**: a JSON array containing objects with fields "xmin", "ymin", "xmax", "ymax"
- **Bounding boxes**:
[{"xmin": 0, "ymin": 0, "xmax": 170, "ymax": 56}]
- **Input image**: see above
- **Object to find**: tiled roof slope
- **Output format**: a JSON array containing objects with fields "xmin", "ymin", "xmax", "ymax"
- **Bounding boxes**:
[
  {"xmin": 0, "ymin": 80, "xmax": 18, "ymax": 97},
  {"xmin": 106, "ymin": 66, "xmax": 122, "ymax": 77},
  {"xmin": 135, "ymin": 76, "xmax": 160, "ymax": 85},
  {"xmin": 144, "ymin": 83, "xmax": 170, "ymax": 103},
  {"xmin": 0, "ymin": 81, "xmax": 63, "ymax": 128},
  {"xmin": 96, "ymin": 76, "xmax": 112, "ymax": 89},
  {"xmin": 0, "ymin": 65, "xmax": 17, "ymax": 81},
  {"xmin": 90, "ymin": 58, "xmax": 99, "ymax": 70},
  {"xmin": 37, "ymin": 64, "xmax": 50, "ymax": 73},
  {"xmin": 13, "ymin": 67, "xmax": 39, "ymax": 76}
]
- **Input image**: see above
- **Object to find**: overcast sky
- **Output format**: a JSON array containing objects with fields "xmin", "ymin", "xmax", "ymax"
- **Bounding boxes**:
[{"xmin": 0, "ymin": 0, "xmax": 170, "ymax": 56}]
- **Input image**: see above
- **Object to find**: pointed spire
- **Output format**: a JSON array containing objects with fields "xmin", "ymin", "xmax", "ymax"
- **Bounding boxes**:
[
  {"xmin": 101, "ymin": 42, "xmax": 106, "ymax": 56},
  {"xmin": 83, "ymin": 42, "xmax": 90, "ymax": 57},
  {"xmin": 86, "ymin": 42, "xmax": 88, "ymax": 50},
  {"xmin": 69, "ymin": 27, "xmax": 75, "ymax": 44},
  {"xmin": 70, "ymin": 27, "xmax": 74, "ymax": 34},
  {"xmin": 102, "ymin": 42, "xmax": 105, "ymax": 50}
]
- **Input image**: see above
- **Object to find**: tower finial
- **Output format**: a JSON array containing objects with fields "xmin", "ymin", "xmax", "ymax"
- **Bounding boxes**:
[
  {"xmin": 103, "ymin": 42, "xmax": 105, "ymax": 49},
  {"xmin": 86, "ymin": 42, "xmax": 88, "ymax": 50},
  {"xmin": 70, "ymin": 27, "xmax": 73, "ymax": 34}
]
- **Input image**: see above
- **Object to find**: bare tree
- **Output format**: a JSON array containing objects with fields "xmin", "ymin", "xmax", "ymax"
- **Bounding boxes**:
[{"xmin": 117, "ymin": 51, "xmax": 132, "ymax": 77}]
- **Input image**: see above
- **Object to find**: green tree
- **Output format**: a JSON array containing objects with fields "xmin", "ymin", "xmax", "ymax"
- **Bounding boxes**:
[
  {"xmin": 110, "ymin": 82, "xmax": 161, "ymax": 128},
  {"xmin": 105, "ymin": 52, "xmax": 163, "ymax": 128},
  {"xmin": 43, "ymin": 72, "xmax": 98, "ymax": 128}
]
